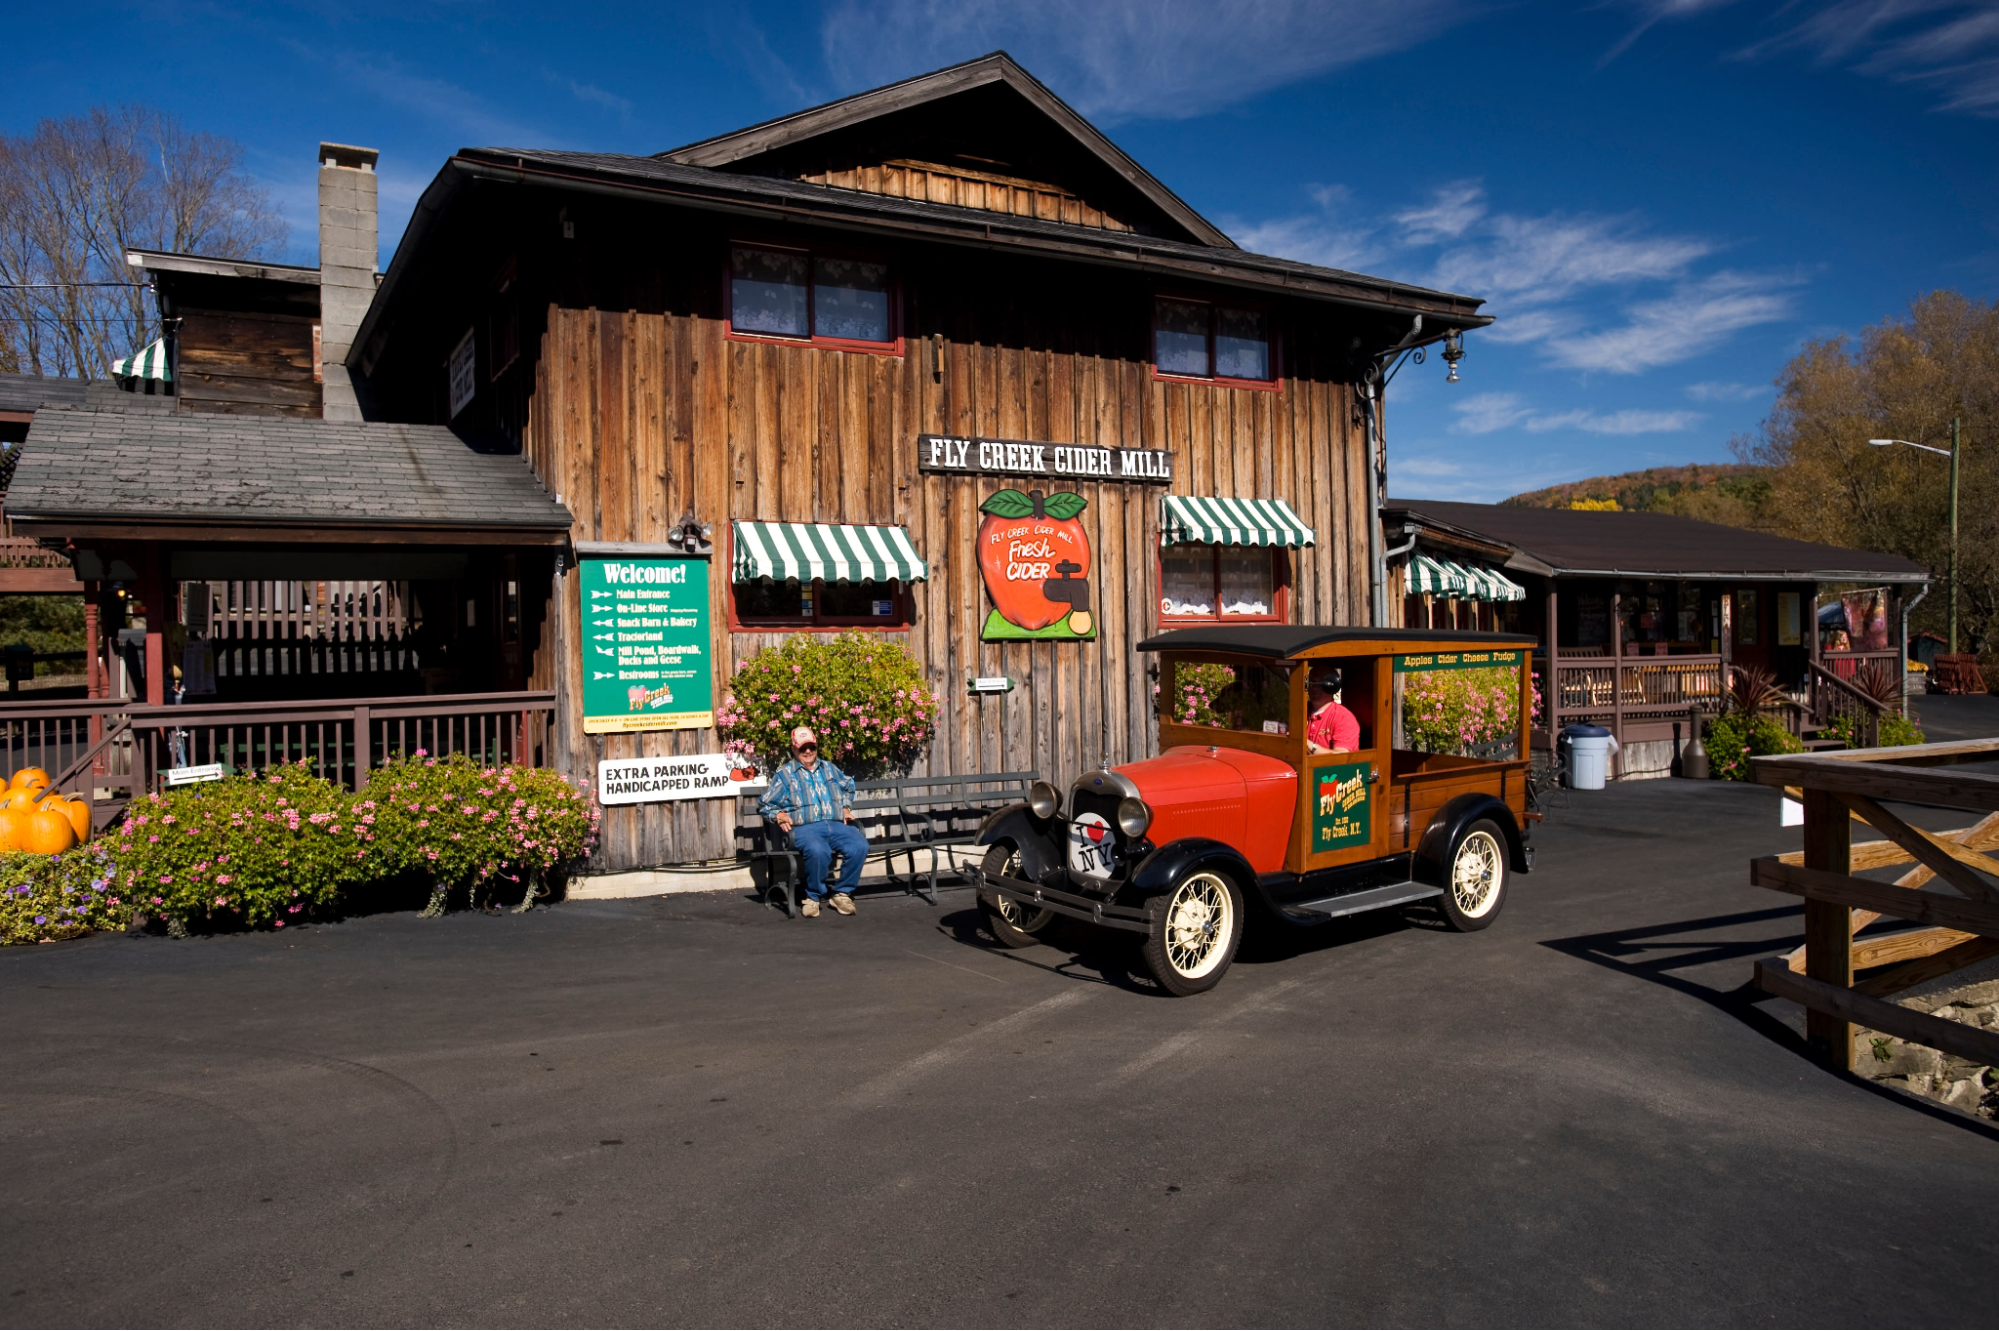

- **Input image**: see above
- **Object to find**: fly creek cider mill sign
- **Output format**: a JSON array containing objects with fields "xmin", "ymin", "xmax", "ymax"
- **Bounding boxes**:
[
  {"xmin": 919, "ymin": 434, "xmax": 1173, "ymax": 484},
  {"xmin": 579, "ymin": 555, "xmax": 713, "ymax": 734}
]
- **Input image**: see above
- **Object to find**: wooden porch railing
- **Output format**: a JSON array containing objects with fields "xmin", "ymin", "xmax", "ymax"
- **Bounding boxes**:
[
  {"xmin": 1537, "ymin": 652, "xmax": 1726, "ymax": 740},
  {"xmin": 0, "ymin": 690, "xmax": 556, "ymax": 815},
  {"xmin": 1749, "ymin": 740, "xmax": 1999, "ymax": 1074},
  {"xmin": 1821, "ymin": 648, "xmax": 1900, "ymax": 683}
]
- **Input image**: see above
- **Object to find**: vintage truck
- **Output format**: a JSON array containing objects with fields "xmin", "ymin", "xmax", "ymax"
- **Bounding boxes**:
[{"xmin": 969, "ymin": 626, "xmax": 1539, "ymax": 995}]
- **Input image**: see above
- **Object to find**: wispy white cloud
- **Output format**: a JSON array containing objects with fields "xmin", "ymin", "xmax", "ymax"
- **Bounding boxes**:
[
  {"xmin": 1451, "ymin": 392, "xmax": 1703, "ymax": 435},
  {"xmin": 1612, "ymin": 0, "xmax": 1999, "ymax": 117},
  {"xmin": 1450, "ymin": 392, "xmax": 1534, "ymax": 434},
  {"xmin": 1392, "ymin": 180, "xmax": 1485, "ymax": 244},
  {"xmin": 1419, "ymin": 188, "xmax": 1712, "ymax": 303},
  {"xmin": 1544, "ymin": 270, "xmax": 1799, "ymax": 373},
  {"xmin": 1228, "ymin": 185, "xmax": 1380, "ymax": 271},
  {"xmin": 1685, "ymin": 379, "xmax": 1770, "ymax": 401},
  {"xmin": 327, "ymin": 51, "xmax": 551, "ymax": 146},
  {"xmin": 1394, "ymin": 455, "xmax": 1468, "ymax": 477},
  {"xmin": 1524, "ymin": 407, "xmax": 1706, "ymax": 434},
  {"xmin": 557, "ymin": 77, "xmax": 633, "ymax": 116},
  {"xmin": 819, "ymin": 0, "xmax": 1470, "ymax": 120}
]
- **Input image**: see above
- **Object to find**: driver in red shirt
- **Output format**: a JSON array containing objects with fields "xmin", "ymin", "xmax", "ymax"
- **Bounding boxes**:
[{"xmin": 1305, "ymin": 666, "xmax": 1360, "ymax": 754}]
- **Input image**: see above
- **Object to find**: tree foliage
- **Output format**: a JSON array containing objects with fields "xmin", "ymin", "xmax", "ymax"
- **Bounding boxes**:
[
  {"xmin": 1737, "ymin": 291, "xmax": 1998, "ymax": 647},
  {"xmin": 0, "ymin": 105, "xmax": 286, "ymax": 378}
]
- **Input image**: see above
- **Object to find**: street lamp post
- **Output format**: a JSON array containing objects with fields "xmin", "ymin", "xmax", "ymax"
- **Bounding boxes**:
[{"xmin": 1870, "ymin": 416, "xmax": 1962, "ymax": 653}]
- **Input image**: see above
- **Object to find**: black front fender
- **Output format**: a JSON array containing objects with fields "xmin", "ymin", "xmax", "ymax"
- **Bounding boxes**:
[
  {"xmin": 1129, "ymin": 838, "xmax": 1260, "ymax": 900},
  {"xmin": 975, "ymin": 803, "xmax": 1065, "ymax": 882},
  {"xmin": 1414, "ymin": 793, "xmax": 1531, "ymax": 883}
]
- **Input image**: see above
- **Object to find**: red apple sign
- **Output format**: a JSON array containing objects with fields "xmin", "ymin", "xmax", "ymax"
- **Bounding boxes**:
[{"xmin": 977, "ymin": 488, "xmax": 1093, "ymax": 633}]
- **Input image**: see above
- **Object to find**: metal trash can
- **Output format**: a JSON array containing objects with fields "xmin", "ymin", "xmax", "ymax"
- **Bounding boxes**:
[{"xmin": 1561, "ymin": 723, "xmax": 1613, "ymax": 790}]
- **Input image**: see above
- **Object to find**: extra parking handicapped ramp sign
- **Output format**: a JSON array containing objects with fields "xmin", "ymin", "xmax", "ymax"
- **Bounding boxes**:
[{"xmin": 580, "ymin": 555, "xmax": 714, "ymax": 734}]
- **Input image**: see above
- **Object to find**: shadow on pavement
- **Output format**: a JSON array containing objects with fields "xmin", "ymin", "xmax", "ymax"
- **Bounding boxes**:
[{"xmin": 1541, "ymin": 902, "xmax": 1999, "ymax": 1140}]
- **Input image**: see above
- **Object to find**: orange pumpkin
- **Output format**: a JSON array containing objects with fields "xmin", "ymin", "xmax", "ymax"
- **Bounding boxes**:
[
  {"xmin": 22, "ymin": 808, "xmax": 75, "ymax": 855},
  {"xmin": 34, "ymin": 792, "xmax": 66, "ymax": 811},
  {"xmin": 10, "ymin": 766, "xmax": 49, "ymax": 790},
  {"xmin": 63, "ymin": 798, "xmax": 89, "ymax": 845},
  {"xmin": 0, "ymin": 808, "xmax": 22, "ymax": 853},
  {"xmin": 4, "ymin": 787, "xmax": 43, "ymax": 810}
]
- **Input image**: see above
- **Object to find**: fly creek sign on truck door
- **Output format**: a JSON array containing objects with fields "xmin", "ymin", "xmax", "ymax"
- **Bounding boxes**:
[{"xmin": 580, "ymin": 556, "xmax": 713, "ymax": 733}]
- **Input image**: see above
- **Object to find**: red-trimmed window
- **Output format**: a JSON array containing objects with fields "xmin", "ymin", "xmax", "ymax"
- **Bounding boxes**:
[
  {"xmin": 1153, "ymin": 297, "xmax": 1277, "ymax": 387},
  {"xmin": 1157, "ymin": 542, "xmax": 1289, "ymax": 624},
  {"xmin": 731, "ymin": 578, "xmax": 913, "ymax": 631},
  {"xmin": 727, "ymin": 245, "xmax": 900, "ymax": 352}
]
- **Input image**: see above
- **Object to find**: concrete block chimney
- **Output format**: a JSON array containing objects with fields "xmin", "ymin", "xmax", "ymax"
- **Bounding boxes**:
[{"xmin": 317, "ymin": 142, "xmax": 378, "ymax": 422}]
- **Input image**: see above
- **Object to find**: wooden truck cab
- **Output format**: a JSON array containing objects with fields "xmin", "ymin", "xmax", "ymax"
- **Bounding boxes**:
[{"xmin": 972, "ymin": 625, "xmax": 1539, "ymax": 995}]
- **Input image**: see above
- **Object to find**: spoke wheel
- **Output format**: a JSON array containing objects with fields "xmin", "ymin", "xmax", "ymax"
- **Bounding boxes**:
[
  {"xmin": 1438, "ymin": 820, "xmax": 1508, "ymax": 932},
  {"xmin": 979, "ymin": 843, "xmax": 1053, "ymax": 949},
  {"xmin": 1141, "ymin": 869, "xmax": 1243, "ymax": 996}
]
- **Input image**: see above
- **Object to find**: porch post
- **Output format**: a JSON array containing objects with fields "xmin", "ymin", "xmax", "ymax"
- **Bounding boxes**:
[
  {"xmin": 1611, "ymin": 590, "xmax": 1624, "ymax": 779},
  {"xmin": 138, "ymin": 543, "xmax": 166, "ymax": 707},
  {"xmin": 1544, "ymin": 584, "xmax": 1559, "ymax": 756}
]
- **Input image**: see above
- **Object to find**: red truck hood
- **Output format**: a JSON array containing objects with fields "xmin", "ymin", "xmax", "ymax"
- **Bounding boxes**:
[{"xmin": 1114, "ymin": 746, "xmax": 1297, "ymax": 873}]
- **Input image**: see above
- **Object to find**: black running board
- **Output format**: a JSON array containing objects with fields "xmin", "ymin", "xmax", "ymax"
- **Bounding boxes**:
[{"xmin": 1281, "ymin": 880, "xmax": 1441, "ymax": 924}]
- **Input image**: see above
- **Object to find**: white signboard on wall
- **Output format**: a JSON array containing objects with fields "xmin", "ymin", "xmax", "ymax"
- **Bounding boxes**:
[
  {"xmin": 447, "ymin": 328, "xmax": 476, "ymax": 418},
  {"xmin": 597, "ymin": 753, "xmax": 759, "ymax": 805}
]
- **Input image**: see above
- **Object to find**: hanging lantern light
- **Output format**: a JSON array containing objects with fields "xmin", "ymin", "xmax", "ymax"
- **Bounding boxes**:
[{"xmin": 1442, "ymin": 329, "xmax": 1464, "ymax": 384}]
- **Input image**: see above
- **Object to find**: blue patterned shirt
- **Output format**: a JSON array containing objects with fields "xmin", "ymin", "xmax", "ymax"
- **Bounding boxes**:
[{"xmin": 757, "ymin": 758, "xmax": 856, "ymax": 826}]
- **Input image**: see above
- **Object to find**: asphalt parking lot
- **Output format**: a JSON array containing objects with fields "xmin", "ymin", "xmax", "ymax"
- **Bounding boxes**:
[{"xmin": 6, "ymin": 700, "xmax": 1999, "ymax": 1328}]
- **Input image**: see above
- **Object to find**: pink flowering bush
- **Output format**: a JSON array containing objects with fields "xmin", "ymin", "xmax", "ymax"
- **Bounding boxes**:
[
  {"xmin": 0, "ymin": 848, "xmax": 123, "ymax": 945},
  {"xmin": 100, "ymin": 761, "xmax": 366, "ymax": 932},
  {"xmin": 1401, "ymin": 667, "xmax": 1524, "ymax": 757},
  {"xmin": 362, "ymin": 753, "xmax": 599, "ymax": 904},
  {"xmin": 1171, "ymin": 662, "xmax": 1236, "ymax": 727},
  {"xmin": 716, "ymin": 632, "xmax": 939, "ymax": 777}
]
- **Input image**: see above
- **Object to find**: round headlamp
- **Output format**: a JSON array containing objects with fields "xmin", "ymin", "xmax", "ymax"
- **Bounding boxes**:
[
  {"xmin": 1116, "ymin": 796, "xmax": 1152, "ymax": 839},
  {"xmin": 1028, "ymin": 780, "xmax": 1061, "ymax": 820}
]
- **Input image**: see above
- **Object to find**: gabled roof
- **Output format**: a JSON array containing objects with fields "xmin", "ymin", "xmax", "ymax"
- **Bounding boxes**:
[
  {"xmin": 1384, "ymin": 499, "xmax": 1930, "ymax": 583},
  {"xmin": 9, "ymin": 409, "xmax": 572, "ymax": 543},
  {"xmin": 658, "ymin": 52, "xmax": 1235, "ymax": 249}
]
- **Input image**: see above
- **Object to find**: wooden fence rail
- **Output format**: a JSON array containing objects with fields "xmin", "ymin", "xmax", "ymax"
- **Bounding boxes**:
[
  {"xmin": 1749, "ymin": 739, "xmax": 1999, "ymax": 1073},
  {"xmin": 0, "ymin": 692, "xmax": 556, "ymax": 825}
]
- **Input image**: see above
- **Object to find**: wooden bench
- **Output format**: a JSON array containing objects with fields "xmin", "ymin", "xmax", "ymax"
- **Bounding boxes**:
[{"xmin": 737, "ymin": 770, "xmax": 1040, "ymax": 918}]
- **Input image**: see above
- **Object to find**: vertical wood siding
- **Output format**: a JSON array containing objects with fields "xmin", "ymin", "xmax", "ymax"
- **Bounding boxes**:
[
  {"xmin": 526, "ymin": 251, "xmax": 1368, "ymax": 870},
  {"xmin": 794, "ymin": 159, "xmax": 1136, "ymax": 234}
]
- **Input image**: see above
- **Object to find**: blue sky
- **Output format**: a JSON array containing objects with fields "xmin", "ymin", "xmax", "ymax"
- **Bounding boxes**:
[{"xmin": 11, "ymin": 0, "xmax": 1997, "ymax": 501}]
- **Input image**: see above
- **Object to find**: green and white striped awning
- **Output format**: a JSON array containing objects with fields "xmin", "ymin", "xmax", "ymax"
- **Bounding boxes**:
[
  {"xmin": 111, "ymin": 338, "xmax": 171, "ymax": 383},
  {"xmin": 1160, "ymin": 496, "xmax": 1316, "ymax": 548},
  {"xmin": 1472, "ymin": 565, "xmax": 1527, "ymax": 602},
  {"xmin": 1408, "ymin": 554, "xmax": 1527, "ymax": 602},
  {"xmin": 732, "ymin": 521, "xmax": 927, "ymax": 585},
  {"xmin": 1408, "ymin": 553, "xmax": 1472, "ymax": 596}
]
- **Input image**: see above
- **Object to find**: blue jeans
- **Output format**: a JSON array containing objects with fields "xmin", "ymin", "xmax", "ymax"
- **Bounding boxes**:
[{"xmin": 791, "ymin": 819, "xmax": 869, "ymax": 900}]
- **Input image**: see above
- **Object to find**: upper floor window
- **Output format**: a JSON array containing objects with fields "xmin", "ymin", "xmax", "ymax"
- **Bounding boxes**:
[
  {"xmin": 729, "ymin": 246, "xmax": 897, "ymax": 350},
  {"xmin": 1154, "ymin": 298, "xmax": 1274, "ymax": 385}
]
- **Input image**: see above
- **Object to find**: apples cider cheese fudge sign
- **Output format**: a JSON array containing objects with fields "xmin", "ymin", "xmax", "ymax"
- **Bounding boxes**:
[
  {"xmin": 580, "ymin": 556, "xmax": 714, "ymax": 734},
  {"xmin": 918, "ymin": 434, "xmax": 1172, "ymax": 483}
]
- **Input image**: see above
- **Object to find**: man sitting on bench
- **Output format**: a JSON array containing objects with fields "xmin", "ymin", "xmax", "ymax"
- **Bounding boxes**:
[{"xmin": 759, "ymin": 725, "xmax": 866, "ymax": 918}]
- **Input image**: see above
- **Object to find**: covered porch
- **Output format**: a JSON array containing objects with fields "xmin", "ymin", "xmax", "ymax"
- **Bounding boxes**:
[
  {"xmin": 1384, "ymin": 499, "xmax": 1931, "ymax": 779},
  {"xmin": 1, "ymin": 410, "xmax": 573, "ymax": 818}
]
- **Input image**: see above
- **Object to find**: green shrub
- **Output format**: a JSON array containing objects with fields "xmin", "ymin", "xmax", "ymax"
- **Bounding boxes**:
[
  {"xmin": 0, "ymin": 847, "xmax": 123, "ymax": 945},
  {"xmin": 716, "ymin": 632, "xmax": 939, "ymax": 776},
  {"xmin": 1402, "ymin": 666, "xmax": 1521, "ymax": 755},
  {"xmin": 1706, "ymin": 712, "xmax": 1804, "ymax": 780},
  {"xmin": 361, "ymin": 753, "xmax": 599, "ymax": 894},
  {"xmin": 1877, "ymin": 712, "xmax": 1926, "ymax": 747},
  {"xmin": 101, "ymin": 761, "xmax": 368, "ymax": 931}
]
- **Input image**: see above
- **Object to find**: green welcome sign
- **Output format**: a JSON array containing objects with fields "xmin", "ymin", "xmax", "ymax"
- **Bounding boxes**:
[{"xmin": 580, "ymin": 556, "xmax": 713, "ymax": 734}]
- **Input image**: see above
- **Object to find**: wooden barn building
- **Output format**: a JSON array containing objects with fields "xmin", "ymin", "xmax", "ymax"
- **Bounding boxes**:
[{"xmin": 7, "ymin": 53, "xmax": 1488, "ymax": 872}]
